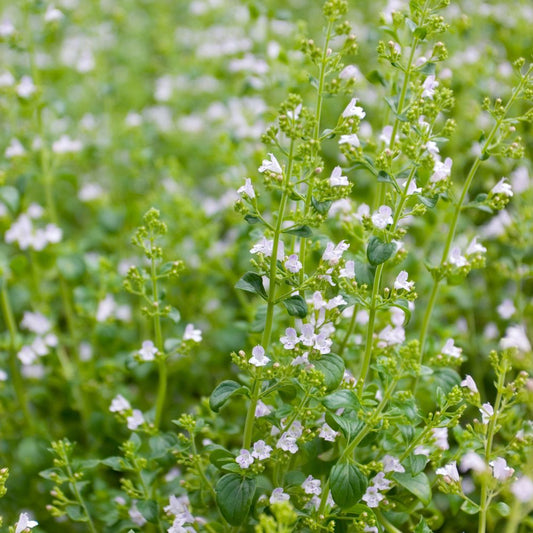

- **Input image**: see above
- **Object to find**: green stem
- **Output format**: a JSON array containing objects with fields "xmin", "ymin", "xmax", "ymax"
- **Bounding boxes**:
[
  {"xmin": 375, "ymin": 509, "xmax": 404, "ymax": 533},
  {"xmin": 338, "ymin": 306, "xmax": 358, "ymax": 358},
  {"xmin": 1, "ymin": 281, "xmax": 34, "ymax": 430},
  {"xmin": 243, "ymin": 140, "xmax": 296, "ymax": 449},
  {"xmin": 152, "ymin": 253, "xmax": 166, "ymax": 430},
  {"xmin": 299, "ymin": 20, "xmax": 333, "ymax": 284},
  {"xmin": 418, "ymin": 67, "xmax": 532, "ymax": 356},
  {"xmin": 65, "ymin": 465, "xmax": 97, "ymax": 533}
]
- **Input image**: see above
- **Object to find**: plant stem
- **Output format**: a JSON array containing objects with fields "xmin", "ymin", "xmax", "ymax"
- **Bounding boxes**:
[
  {"xmin": 65, "ymin": 461, "xmax": 97, "ymax": 533},
  {"xmin": 243, "ymin": 139, "xmax": 296, "ymax": 449},
  {"xmin": 1, "ymin": 281, "xmax": 34, "ymax": 430},
  {"xmin": 152, "ymin": 252, "xmax": 166, "ymax": 430},
  {"xmin": 418, "ymin": 66, "xmax": 532, "ymax": 357},
  {"xmin": 338, "ymin": 305, "xmax": 358, "ymax": 358}
]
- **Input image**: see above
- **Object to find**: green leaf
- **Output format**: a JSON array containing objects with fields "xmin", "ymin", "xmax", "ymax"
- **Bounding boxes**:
[
  {"xmin": 420, "ymin": 62, "xmax": 435, "ymax": 75},
  {"xmin": 313, "ymin": 354, "xmax": 345, "ymax": 391},
  {"xmin": 235, "ymin": 272, "xmax": 267, "ymax": 300},
  {"xmin": 414, "ymin": 26, "xmax": 427, "ymax": 39},
  {"xmin": 66, "ymin": 505, "xmax": 87, "ymax": 522},
  {"xmin": 281, "ymin": 295, "xmax": 307, "ymax": 318},
  {"xmin": 353, "ymin": 260, "xmax": 375, "ymax": 286},
  {"xmin": 311, "ymin": 197, "xmax": 332, "ymax": 215},
  {"xmin": 208, "ymin": 445, "xmax": 235, "ymax": 469},
  {"xmin": 137, "ymin": 500, "xmax": 158, "ymax": 522},
  {"xmin": 322, "ymin": 389, "xmax": 360, "ymax": 411},
  {"xmin": 330, "ymin": 462, "xmax": 368, "ymax": 509},
  {"xmin": 283, "ymin": 225, "xmax": 312, "ymax": 237},
  {"xmin": 495, "ymin": 502, "xmax": 510, "ymax": 517},
  {"xmin": 460, "ymin": 499, "xmax": 480, "ymax": 515},
  {"xmin": 393, "ymin": 472, "xmax": 431, "ymax": 505},
  {"xmin": 101, "ymin": 456, "xmax": 132, "ymax": 472},
  {"xmin": 406, "ymin": 453, "xmax": 428, "ymax": 475},
  {"xmin": 367, "ymin": 236, "xmax": 395, "ymax": 266},
  {"xmin": 418, "ymin": 194, "xmax": 439, "ymax": 208},
  {"xmin": 244, "ymin": 214, "xmax": 261, "ymax": 224},
  {"xmin": 209, "ymin": 380, "xmax": 247, "ymax": 412},
  {"xmin": 414, "ymin": 517, "xmax": 434, "ymax": 533},
  {"xmin": 215, "ymin": 473, "xmax": 256, "ymax": 526},
  {"xmin": 366, "ymin": 69, "xmax": 386, "ymax": 86},
  {"xmin": 167, "ymin": 307, "xmax": 181, "ymax": 324},
  {"xmin": 377, "ymin": 170, "xmax": 401, "ymax": 193},
  {"xmin": 326, "ymin": 412, "xmax": 363, "ymax": 440},
  {"xmin": 0, "ymin": 186, "xmax": 20, "ymax": 214}
]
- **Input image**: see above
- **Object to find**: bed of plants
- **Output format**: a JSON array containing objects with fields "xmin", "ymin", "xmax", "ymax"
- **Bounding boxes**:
[{"xmin": 0, "ymin": 0, "xmax": 532, "ymax": 531}]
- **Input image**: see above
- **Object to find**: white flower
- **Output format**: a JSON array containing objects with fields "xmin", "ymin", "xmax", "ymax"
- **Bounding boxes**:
[
  {"xmin": 480, "ymin": 402, "xmax": 494, "ymax": 425},
  {"xmin": 497, "ymin": 299, "xmax": 515, "ymax": 320},
  {"xmin": 491, "ymin": 177, "xmax": 513, "ymax": 197},
  {"xmin": 184, "ymin": 323, "xmax": 202, "ymax": 342},
  {"xmin": 286, "ymin": 103, "xmax": 302, "ymax": 120},
  {"xmin": 341, "ymin": 97, "xmax": 365, "ymax": 119},
  {"xmin": 500, "ymin": 325, "xmax": 531, "ymax": 352},
  {"xmin": 139, "ymin": 340, "xmax": 158, "ymax": 361},
  {"xmin": 164, "ymin": 494, "xmax": 192, "ymax": 518},
  {"xmin": 382, "ymin": 455, "xmax": 405, "ymax": 473},
  {"xmin": 371, "ymin": 205, "xmax": 393, "ymax": 229},
  {"xmin": 441, "ymin": 338, "xmax": 462, "ymax": 358},
  {"xmin": 284, "ymin": 254, "xmax": 302, "ymax": 273},
  {"xmin": 339, "ymin": 65, "xmax": 359, "ymax": 80},
  {"xmin": 322, "ymin": 240, "xmax": 349, "ymax": 265},
  {"xmin": 432, "ymin": 427, "xmax": 449, "ymax": 450},
  {"xmin": 329, "ymin": 166, "xmax": 349, "ymax": 187},
  {"xmin": 45, "ymin": 5, "xmax": 64, "ymax": 23},
  {"xmin": 511, "ymin": 166, "xmax": 530, "ymax": 194},
  {"xmin": 379, "ymin": 125, "xmax": 393, "ymax": 145},
  {"xmin": 490, "ymin": 457, "xmax": 514, "ymax": 481},
  {"xmin": 0, "ymin": 19, "xmax": 15, "ymax": 38},
  {"xmin": 460, "ymin": 451, "xmax": 486, "ymax": 473},
  {"xmin": 378, "ymin": 325, "xmax": 405, "ymax": 346},
  {"xmin": 5, "ymin": 138, "xmax": 25, "ymax": 158},
  {"xmin": 318, "ymin": 423, "xmax": 338, "ymax": 442},
  {"xmin": 0, "ymin": 70, "xmax": 15, "ymax": 87},
  {"xmin": 16, "ymin": 76, "xmax": 36, "ymax": 99},
  {"xmin": 280, "ymin": 327, "xmax": 299, "ymax": 349},
  {"xmin": 270, "ymin": 487, "xmax": 290, "ymax": 504},
  {"xmin": 237, "ymin": 178, "xmax": 255, "ymax": 199},
  {"xmin": 448, "ymin": 247, "xmax": 467, "ymax": 267},
  {"xmin": 127, "ymin": 409, "xmax": 145, "ymax": 430},
  {"xmin": 15, "ymin": 513, "xmax": 38, "ymax": 533},
  {"xmin": 431, "ymin": 157, "xmax": 452, "ymax": 182},
  {"xmin": 302, "ymin": 475, "xmax": 322, "ymax": 495},
  {"xmin": 109, "ymin": 394, "xmax": 131, "ymax": 413},
  {"xmin": 436, "ymin": 461, "xmax": 460, "ymax": 483},
  {"xmin": 339, "ymin": 133, "xmax": 360, "ymax": 147},
  {"xmin": 511, "ymin": 476, "xmax": 533, "ymax": 502},
  {"xmin": 96, "ymin": 294, "xmax": 116, "ymax": 322},
  {"xmin": 21, "ymin": 311, "xmax": 51, "ymax": 335},
  {"xmin": 249, "ymin": 345, "xmax": 270, "ymax": 367},
  {"xmin": 466, "ymin": 236, "xmax": 486, "ymax": 255},
  {"xmin": 276, "ymin": 432, "xmax": 298, "ymax": 454},
  {"xmin": 394, "ymin": 270, "xmax": 414, "ymax": 291},
  {"xmin": 236, "ymin": 449, "xmax": 254, "ymax": 469},
  {"xmin": 258, "ymin": 153, "xmax": 282, "ymax": 174},
  {"xmin": 250, "ymin": 236, "xmax": 284, "ymax": 261},
  {"xmin": 129, "ymin": 503, "xmax": 147, "ymax": 526},
  {"xmin": 252, "ymin": 440, "xmax": 272, "ymax": 460},
  {"xmin": 255, "ymin": 400, "xmax": 272, "ymax": 418},
  {"xmin": 421, "ymin": 75, "xmax": 439, "ymax": 98},
  {"xmin": 460, "ymin": 375, "xmax": 478, "ymax": 394},
  {"xmin": 314, "ymin": 332, "xmax": 332, "ymax": 354},
  {"xmin": 79, "ymin": 183, "xmax": 104, "ymax": 202},
  {"xmin": 52, "ymin": 135, "xmax": 83, "ymax": 154},
  {"xmin": 372, "ymin": 472, "xmax": 392, "ymax": 491},
  {"xmin": 339, "ymin": 260, "xmax": 355, "ymax": 279},
  {"xmin": 362, "ymin": 485, "xmax": 384, "ymax": 507}
]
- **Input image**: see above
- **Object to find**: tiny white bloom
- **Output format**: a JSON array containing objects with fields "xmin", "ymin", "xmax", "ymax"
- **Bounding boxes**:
[
  {"xmin": 45, "ymin": 5, "xmax": 64, "ymax": 23},
  {"xmin": 109, "ymin": 394, "xmax": 131, "ymax": 413},
  {"xmin": 280, "ymin": 327, "xmax": 299, "ymax": 349},
  {"xmin": 52, "ymin": 135, "xmax": 83, "ymax": 154},
  {"xmin": 511, "ymin": 476, "xmax": 533, "ymax": 502},
  {"xmin": 362, "ymin": 485, "xmax": 384, "ymax": 507},
  {"xmin": 138, "ymin": 340, "xmax": 158, "ymax": 361},
  {"xmin": 318, "ymin": 423, "xmax": 338, "ymax": 442},
  {"xmin": 448, "ymin": 247, "xmax": 467, "ymax": 267},
  {"xmin": 480, "ymin": 402, "xmax": 494, "ymax": 425},
  {"xmin": 184, "ymin": 323, "xmax": 202, "ymax": 342},
  {"xmin": 500, "ymin": 325, "xmax": 531, "ymax": 352},
  {"xmin": 270, "ymin": 487, "xmax": 290, "ymax": 504},
  {"xmin": 339, "ymin": 133, "xmax": 360, "ymax": 147},
  {"xmin": 258, "ymin": 153, "xmax": 282, "ymax": 174},
  {"xmin": 21, "ymin": 311, "xmax": 51, "ymax": 335},
  {"xmin": 129, "ymin": 503, "xmax": 146, "ymax": 526},
  {"xmin": 436, "ymin": 461, "xmax": 460, "ymax": 483},
  {"xmin": 15, "ymin": 513, "xmax": 38, "ymax": 533},
  {"xmin": 339, "ymin": 260, "xmax": 355, "ymax": 279},
  {"xmin": 379, "ymin": 125, "xmax": 393, "ymax": 145},
  {"xmin": 372, "ymin": 472, "xmax": 391, "ymax": 491},
  {"xmin": 284, "ymin": 254, "xmax": 302, "ymax": 273},
  {"xmin": 236, "ymin": 449, "xmax": 254, "ymax": 469},
  {"xmin": 5, "ymin": 138, "xmax": 25, "ymax": 159},
  {"xmin": 276, "ymin": 432, "xmax": 298, "ymax": 454},
  {"xmin": 322, "ymin": 240, "xmax": 349, "ymax": 264},
  {"xmin": 342, "ymin": 97, "xmax": 366, "ymax": 119},
  {"xmin": 249, "ymin": 345, "xmax": 270, "ymax": 367},
  {"xmin": 497, "ymin": 299, "xmax": 515, "ymax": 320},
  {"xmin": 441, "ymin": 338, "xmax": 462, "ymax": 358},
  {"xmin": 371, "ymin": 205, "xmax": 393, "ymax": 229},
  {"xmin": 422, "ymin": 75, "xmax": 439, "ymax": 98},
  {"xmin": 466, "ymin": 236, "xmax": 486, "ymax": 255},
  {"xmin": 432, "ymin": 427, "xmax": 449, "ymax": 450},
  {"xmin": 127, "ymin": 409, "xmax": 145, "ymax": 430},
  {"xmin": 255, "ymin": 400, "xmax": 272, "ymax": 418},
  {"xmin": 460, "ymin": 451, "xmax": 486, "ymax": 473},
  {"xmin": 491, "ymin": 177, "xmax": 513, "ymax": 197},
  {"xmin": 329, "ymin": 166, "xmax": 349, "ymax": 187},
  {"xmin": 460, "ymin": 375, "xmax": 478, "ymax": 394},
  {"xmin": 302, "ymin": 475, "xmax": 322, "ymax": 495},
  {"xmin": 489, "ymin": 457, "xmax": 514, "ymax": 481},
  {"xmin": 252, "ymin": 440, "xmax": 273, "ymax": 460},
  {"xmin": 382, "ymin": 455, "xmax": 405, "ymax": 473},
  {"xmin": 431, "ymin": 157, "xmax": 452, "ymax": 182},
  {"xmin": 339, "ymin": 65, "xmax": 359, "ymax": 80},
  {"xmin": 16, "ymin": 76, "xmax": 36, "ymax": 99},
  {"xmin": 394, "ymin": 270, "xmax": 414, "ymax": 291},
  {"xmin": 237, "ymin": 178, "xmax": 255, "ymax": 199}
]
